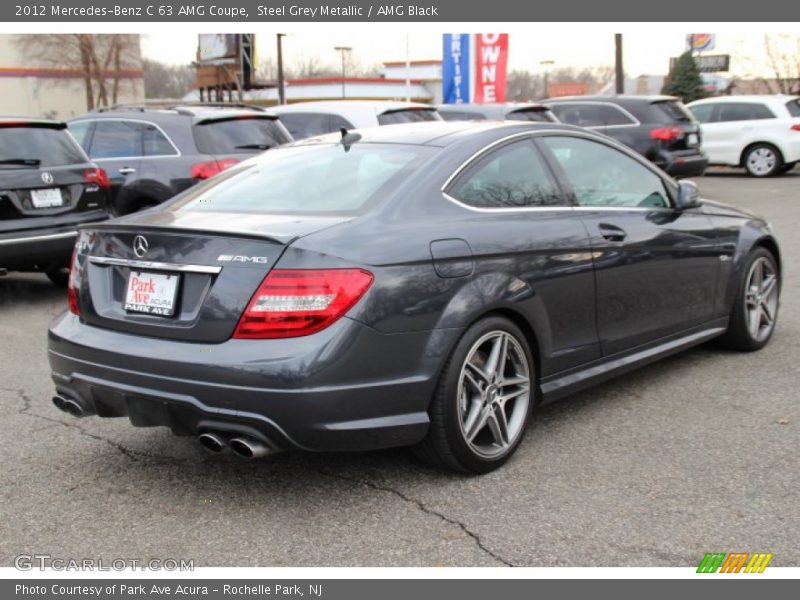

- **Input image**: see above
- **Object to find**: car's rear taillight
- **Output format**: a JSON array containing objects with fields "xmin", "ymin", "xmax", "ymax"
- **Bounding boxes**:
[
  {"xmin": 191, "ymin": 158, "xmax": 240, "ymax": 180},
  {"xmin": 67, "ymin": 248, "xmax": 80, "ymax": 316},
  {"xmin": 233, "ymin": 269, "xmax": 374, "ymax": 339},
  {"xmin": 650, "ymin": 127, "xmax": 683, "ymax": 141},
  {"xmin": 790, "ymin": 124, "xmax": 800, "ymax": 132},
  {"xmin": 84, "ymin": 167, "xmax": 110, "ymax": 190}
]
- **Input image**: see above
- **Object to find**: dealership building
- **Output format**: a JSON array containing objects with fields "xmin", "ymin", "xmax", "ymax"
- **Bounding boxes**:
[{"xmin": 0, "ymin": 34, "xmax": 145, "ymax": 119}]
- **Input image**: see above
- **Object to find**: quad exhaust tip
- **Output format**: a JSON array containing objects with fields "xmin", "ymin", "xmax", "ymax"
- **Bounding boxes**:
[
  {"xmin": 52, "ymin": 394, "xmax": 87, "ymax": 418},
  {"xmin": 197, "ymin": 432, "xmax": 226, "ymax": 453},
  {"xmin": 229, "ymin": 437, "xmax": 271, "ymax": 459}
]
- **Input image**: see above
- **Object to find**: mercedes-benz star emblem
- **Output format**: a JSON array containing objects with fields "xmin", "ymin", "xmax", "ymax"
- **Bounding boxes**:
[
  {"xmin": 41, "ymin": 172, "xmax": 54, "ymax": 184},
  {"xmin": 132, "ymin": 235, "xmax": 149, "ymax": 258}
]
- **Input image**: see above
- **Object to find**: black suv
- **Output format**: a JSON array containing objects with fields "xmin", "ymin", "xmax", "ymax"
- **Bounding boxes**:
[
  {"xmin": 67, "ymin": 104, "xmax": 292, "ymax": 216},
  {"xmin": 1, "ymin": 117, "xmax": 109, "ymax": 284},
  {"xmin": 437, "ymin": 103, "xmax": 557, "ymax": 123},
  {"xmin": 544, "ymin": 95, "xmax": 708, "ymax": 177}
]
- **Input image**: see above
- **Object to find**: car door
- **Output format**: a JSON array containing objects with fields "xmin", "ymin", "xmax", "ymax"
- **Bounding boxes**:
[
  {"xmin": 444, "ymin": 136, "xmax": 600, "ymax": 374},
  {"xmin": 82, "ymin": 119, "xmax": 144, "ymax": 215},
  {"xmin": 538, "ymin": 133, "xmax": 720, "ymax": 356}
]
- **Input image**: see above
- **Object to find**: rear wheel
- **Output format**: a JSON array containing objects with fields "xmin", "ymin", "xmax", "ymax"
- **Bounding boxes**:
[
  {"xmin": 743, "ymin": 144, "xmax": 783, "ymax": 177},
  {"xmin": 719, "ymin": 248, "xmax": 780, "ymax": 351},
  {"xmin": 413, "ymin": 316, "xmax": 534, "ymax": 473}
]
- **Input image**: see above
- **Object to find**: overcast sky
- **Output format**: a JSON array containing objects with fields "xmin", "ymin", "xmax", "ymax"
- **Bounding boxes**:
[{"xmin": 141, "ymin": 29, "xmax": 785, "ymax": 78}]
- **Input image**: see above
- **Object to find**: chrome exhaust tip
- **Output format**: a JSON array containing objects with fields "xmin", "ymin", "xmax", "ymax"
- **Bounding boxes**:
[
  {"xmin": 52, "ymin": 394, "xmax": 87, "ymax": 418},
  {"xmin": 229, "ymin": 437, "xmax": 271, "ymax": 459},
  {"xmin": 198, "ymin": 432, "xmax": 226, "ymax": 453}
]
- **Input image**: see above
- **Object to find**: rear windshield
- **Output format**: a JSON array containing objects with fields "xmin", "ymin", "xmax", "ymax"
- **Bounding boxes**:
[
  {"xmin": 786, "ymin": 99, "xmax": 800, "ymax": 117},
  {"xmin": 0, "ymin": 126, "xmax": 86, "ymax": 167},
  {"xmin": 377, "ymin": 109, "xmax": 440, "ymax": 126},
  {"xmin": 650, "ymin": 100, "xmax": 693, "ymax": 123},
  {"xmin": 193, "ymin": 117, "xmax": 291, "ymax": 155},
  {"xmin": 173, "ymin": 143, "xmax": 435, "ymax": 216},
  {"xmin": 507, "ymin": 109, "xmax": 556, "ymax": 123}
]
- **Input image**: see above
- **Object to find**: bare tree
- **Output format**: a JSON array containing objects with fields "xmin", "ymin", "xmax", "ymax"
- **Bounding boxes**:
[
  {"xmin": 17, "ymin": 34, "xmax": 142, "ymax": 110},
  {"xmin": 142, "ymin": 59, "xmax": 195, "ymax": 99},
  {"xmin": 734, "ymin": 34, "xmax": 800, "ymax": 95}
]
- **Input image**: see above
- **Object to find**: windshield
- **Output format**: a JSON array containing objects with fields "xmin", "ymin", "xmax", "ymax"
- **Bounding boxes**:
[
  {"xmin": 173, "ymin": 143, "xmax": 435, "ymax": 216},
  {"xmin": 0, "ymin": 126, "xmax": 86, "ymax": 167},
  {"xmin": 193, "ymin": 117, "xmax": 292, "ymax": 154}
]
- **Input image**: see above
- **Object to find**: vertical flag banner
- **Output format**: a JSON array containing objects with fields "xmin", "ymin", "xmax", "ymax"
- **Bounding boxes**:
[
  {"xmin": 442, "ymin": 34, "xmax": 471, "ymax": 104},
  {"xmin": 474, "ymin": 33, "xmax": 509, "ymax": 103}
]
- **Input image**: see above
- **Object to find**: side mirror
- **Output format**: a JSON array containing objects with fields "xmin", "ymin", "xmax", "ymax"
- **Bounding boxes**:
[{"xmin": 675, "ymin": 180, "xmax": 701, "ymax": 210}]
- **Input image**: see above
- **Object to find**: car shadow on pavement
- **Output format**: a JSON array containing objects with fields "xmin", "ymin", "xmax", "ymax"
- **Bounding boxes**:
[{"xmin": 0, "ymin": 273, "xmax": 66, "ymax": 308}]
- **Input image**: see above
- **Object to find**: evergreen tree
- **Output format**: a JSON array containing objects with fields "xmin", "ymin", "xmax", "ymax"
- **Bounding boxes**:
[{"xmin": 662, "ymin": 51, "xmax": 707, "ymax": 103}]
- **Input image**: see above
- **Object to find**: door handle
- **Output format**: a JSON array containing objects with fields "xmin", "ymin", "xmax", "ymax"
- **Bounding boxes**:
[
  {"xmin": 598, "ymin": 223, "xmax": 627, "ymax": 242},
  {"xmin": 118, "ymin": 167, "xmax": 136, "ymax": 175}
]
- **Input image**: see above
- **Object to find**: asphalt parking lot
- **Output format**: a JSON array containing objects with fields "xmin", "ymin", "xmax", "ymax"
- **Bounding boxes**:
[{"xmin": 1, "ymin": 169, "xmax": 797, "ymax": 568}]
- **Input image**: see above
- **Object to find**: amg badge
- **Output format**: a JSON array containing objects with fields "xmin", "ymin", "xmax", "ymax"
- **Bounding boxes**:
[{"xmin": 217, "ymin": 255, "xmax": 269, "ymax": 264}]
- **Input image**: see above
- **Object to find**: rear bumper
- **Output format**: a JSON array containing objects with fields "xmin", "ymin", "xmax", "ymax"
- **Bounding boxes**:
[
  {"xmin": 658, "ymin": 152, "xmax": 709, "ymax": 178},
  {"xmin": 0, "ymin": 212, "xmax": 108, "ymax": 271},
  {"xmin": 48, "ymin": 312, "xmax": 461, "ymax": 452}
]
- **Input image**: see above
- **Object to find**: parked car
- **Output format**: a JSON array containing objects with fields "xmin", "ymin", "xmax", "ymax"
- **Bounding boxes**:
[
  {"xmin": 49, "ymin": 121, "xmax": 780, "ymax": 473},
  {"xmin": 67, "ymin": 104, "xmax": 292, "ymax": 216},
  {"xmin": 687, "ymin": 95, "xmax": 800, "ymax": 177},
  {"xmin": 271, "ymin": 101, "xmax": 441, "ymax": 139},
  {"xmin": 437, "ymin": 102, "xmax": 557, "ymax": 123},
  {"xmin": 544, "ymin": 95, "xmax": 708, "ymax": 177},
  {"xmin": 0, "ymin": 117, "xmax": 109, "ymax": 285}
]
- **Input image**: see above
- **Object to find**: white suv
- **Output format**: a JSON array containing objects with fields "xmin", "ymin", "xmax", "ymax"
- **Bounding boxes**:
[{"xmin": 687, "ymin": 95, "xmax": 800, "ymax": 177}]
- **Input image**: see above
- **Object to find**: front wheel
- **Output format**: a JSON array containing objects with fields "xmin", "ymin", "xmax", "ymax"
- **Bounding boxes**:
[
  {"xmin": 413, "ymin": 316, "xmax": 535, "ymax": 473},
  {"xmin": 744, "ymin": 144, "xmax": 783, "ymax": 177},
  {"xmin": 719, "ymin": 248, "xmax": 780, "ymax": 351}
]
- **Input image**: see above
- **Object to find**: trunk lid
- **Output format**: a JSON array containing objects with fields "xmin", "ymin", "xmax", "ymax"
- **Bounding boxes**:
[{"xmin": 74, "ymin": 214, "xmax": 349, "ymax": 343}]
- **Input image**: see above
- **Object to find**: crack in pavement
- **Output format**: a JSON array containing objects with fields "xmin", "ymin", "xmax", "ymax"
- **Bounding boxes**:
[
  {"xmin": 8, "ymin": 388, "xmax": 189, "ymax": 465},
  {"xmin": 300, "ymin": 463, "xmax": 515, "ymax": 567}
]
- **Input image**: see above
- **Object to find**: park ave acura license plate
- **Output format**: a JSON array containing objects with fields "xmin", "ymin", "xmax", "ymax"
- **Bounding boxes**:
[{"xmin": 124, "ymin": 271, "xmax": 179, "ymax": 316}]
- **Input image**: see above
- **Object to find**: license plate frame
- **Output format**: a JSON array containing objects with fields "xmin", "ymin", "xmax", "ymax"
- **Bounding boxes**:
[
  {"xmin": 123, "ymin": 271, "xmax": 180, "ymax": 317},
  {"xmin": 30, "ymin": 188, "xmax": 64, "ymax": 208}
]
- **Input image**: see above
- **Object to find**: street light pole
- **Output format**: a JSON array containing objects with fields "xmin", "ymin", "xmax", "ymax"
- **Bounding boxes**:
[
  {"xmin": 334, "ymin": 46, "xmax": 352, "ymax": 99},
  {"xmin": 539, "ymin": 60, "xmax": 554, "ymax": 99},
  {"xmin": 276, "ymin": 33, "xmax": 286, "ymax": 105}
]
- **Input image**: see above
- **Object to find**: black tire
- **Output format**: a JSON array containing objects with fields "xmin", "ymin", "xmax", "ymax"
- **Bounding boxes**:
[
  {"xmin": 45, "ymin": 266, "xmax": 69, "ymax": 287},
  {"xmin": 743, "ymin": 143, "xmax": 783, "ymax": 177},
  {"xmin": 413, "ymin": 316, "xmax": 535, "ymax": 474},
  {"xmin": 718, "ymin": 247, "xmax": 780, "ymax": 352}
]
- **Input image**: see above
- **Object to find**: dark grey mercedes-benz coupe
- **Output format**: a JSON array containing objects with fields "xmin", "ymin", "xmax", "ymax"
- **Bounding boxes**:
[{"xmin": 47, "ymin": 121, "xmax": 781, "ymax": 473}]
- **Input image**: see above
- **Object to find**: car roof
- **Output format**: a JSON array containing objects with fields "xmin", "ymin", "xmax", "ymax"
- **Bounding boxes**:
[
  {"xmin": 545, "ymin": 95, "xmax": 678, "ymax": 104},
  {"xmin": 288, "ymin": 120, "xmax": 578, "ymax": 148},
  {"xmin": 687, "ymin": 94, "xmax": 800, "ymax": 106},
  {"xmin": 270, "ymin": 101, "xmax": 437, "ymax": 125},
  {"xmin": 438, "ymin": 103, "xmax": 550, "ymax": 113},
  {"xmin": 69, "ymin": 104, "xmax": 277, "ymax": 123}
]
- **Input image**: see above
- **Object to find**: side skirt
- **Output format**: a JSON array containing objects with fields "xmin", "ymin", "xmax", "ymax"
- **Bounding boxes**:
[{"xmin": 539, "ymin": 317, "xmax": 729, "ymax": 405}]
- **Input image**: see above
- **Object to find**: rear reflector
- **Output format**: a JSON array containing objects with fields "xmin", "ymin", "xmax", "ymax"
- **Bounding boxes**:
[
  {"xmin": 67, "ymin": 248, "xmax": 79, "ymax": 316},
  {"xmin": 84, "ymin": 167, "xmax": 110, "ymax": 190},
  {"xmin": 650, "ymin": 127, "xmax": 683, "ymax": 141},
  {"xmin": 233, "ymin": 269, "xmax": 374, "ymax": 339},
  {"xmin": 791, "ymin": 124, "xmax": 800, "ymax": 132},
  {"xmin": 191, "ymin": 158, "xmax": 240, "ymax": 180}
]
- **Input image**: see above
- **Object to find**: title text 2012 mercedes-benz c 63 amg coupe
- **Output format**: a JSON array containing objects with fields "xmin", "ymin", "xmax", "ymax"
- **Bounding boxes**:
[{"xmin": 48, "ymin": 122, "xmax": 781, "ymax": 473}]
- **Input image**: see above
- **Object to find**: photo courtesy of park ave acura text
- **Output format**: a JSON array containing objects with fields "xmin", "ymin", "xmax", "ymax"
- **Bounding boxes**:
[{"xmin": 0, "ymin": 0, "xmax": 798, "ymax": 584}]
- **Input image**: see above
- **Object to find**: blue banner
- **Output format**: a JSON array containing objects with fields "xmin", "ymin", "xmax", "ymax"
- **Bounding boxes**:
[{"xmin": 442, "ymin": 34, "xmax": 471, "ymax": 104}]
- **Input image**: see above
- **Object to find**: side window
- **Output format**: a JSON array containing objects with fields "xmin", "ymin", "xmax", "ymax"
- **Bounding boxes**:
[
  {"xmin": 551, "ymin": 103, "xmax": 604, "ymax": 127},
  {"xmin": 142, "ymin": 125, "xmax": 177, "ymax": 156},
  {"xmin": 88, "ymin": 120, "xmax": 144, "ymax": 159},
  {"xmin": 277, "ymin": 112, "xmax": 332, "ymax": 139},
  {"xmin": 448, "ymin": 140, "xmax": 563, "ymax": 209},
  {"xmin": 67, "ymin": 121, "xmax": 92, "ymax": 151},
  {"xmin": 689, "ymin": 104, "xmax": 715, "ymax": 123},
  {"xmin": 329, "ymin": 114, "xmax": 356, "ymax": 131},
  {"xmin": 597, "ymin": 104, "xmax": 636, "ymax": 126},
  {"xmin": 717, "ymin": 103, "xmax": 776, "ymax": 122},
  {"xmin": 542, "ymin": 136, "xmax": 671, "ymax": 209}
]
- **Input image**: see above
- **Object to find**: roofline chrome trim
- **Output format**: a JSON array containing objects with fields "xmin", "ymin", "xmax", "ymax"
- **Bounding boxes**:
[
  {"xmin": 69, "ymin": 118, "xmax": 182, "ymax": 159},
  {"xmin": 0, "ymin": 231, "xmax": 77, "ymax": 245},
  {"xmin": 546, "ymin": 100, "xmax": 641, "ymax": 127},
  {"xmin": 89, "ymin": 256, "xmax": 221, "ymax": 274},
  {"xmin": 441, "ymin": 192, "xmax": 574, "ymax": 214}
]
